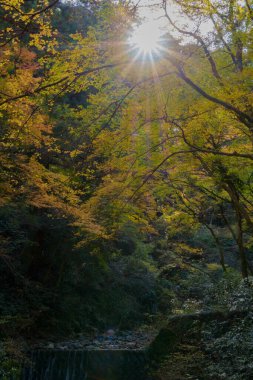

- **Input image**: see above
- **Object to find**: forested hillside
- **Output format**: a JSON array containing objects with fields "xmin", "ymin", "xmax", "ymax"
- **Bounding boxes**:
[{"xmin": 0, "ymin": 0, "xmax": 253, "ymax": 379}]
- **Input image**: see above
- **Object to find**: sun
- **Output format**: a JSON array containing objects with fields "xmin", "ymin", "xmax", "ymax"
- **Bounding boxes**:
[{"xmin": 128, "ymin": 21, "xmax": 163, "ymax": 57}]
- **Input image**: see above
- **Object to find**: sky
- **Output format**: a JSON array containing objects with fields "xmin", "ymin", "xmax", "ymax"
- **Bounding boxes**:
[{"xmin": 132, "ymin": 0, "xmax": 213, "ymax": 39}]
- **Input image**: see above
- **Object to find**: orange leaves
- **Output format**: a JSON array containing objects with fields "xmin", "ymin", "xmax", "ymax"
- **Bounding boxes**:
[{"xmin": 17, "ymin": 157, "xmax": 104, "ymax": 238}]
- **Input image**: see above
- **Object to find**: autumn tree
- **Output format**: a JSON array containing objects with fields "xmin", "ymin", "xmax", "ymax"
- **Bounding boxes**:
[{"xmin": 82, "ymin": 0, "xmax": 253, "ymax": 277}]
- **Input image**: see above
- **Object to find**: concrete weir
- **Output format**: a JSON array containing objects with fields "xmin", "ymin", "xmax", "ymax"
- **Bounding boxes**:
[{"xmin": 22, "ymin": 349, "xmax": 149, "ymax": 380}]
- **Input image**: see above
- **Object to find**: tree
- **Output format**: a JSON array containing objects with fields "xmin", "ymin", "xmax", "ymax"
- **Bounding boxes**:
[{"xmin": 81, "ymin": 0, "xmax": 253, "ymax": 277}]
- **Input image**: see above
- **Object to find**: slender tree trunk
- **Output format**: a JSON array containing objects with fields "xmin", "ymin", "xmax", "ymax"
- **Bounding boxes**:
[
  {"xmin": 236, "ymin": 207, "xmax": 248, "ymax": 278},
  {"xmin": 219, "ymin": 205, "xmax": 237, "ymax": 242},
  {"xmin": 205, "ymin": 223, "xmax": 226, "ymax": 272},
  {"xmin": 220, "ymin": 205, "xmax": 250, "ymax": 277},
  {"xmin": 223, "ymin": 184, "xmax": 249, "ymax": 277}
]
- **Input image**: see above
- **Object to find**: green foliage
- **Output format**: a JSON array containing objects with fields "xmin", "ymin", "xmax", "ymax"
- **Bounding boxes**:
[{"xmin": 0, "ymin": 340, "xmax": 24, "ymax": 380}]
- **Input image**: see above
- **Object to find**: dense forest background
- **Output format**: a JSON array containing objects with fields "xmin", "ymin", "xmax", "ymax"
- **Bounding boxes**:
[{"xmin": 0, "ymin": 0, "xmax": 253, "ymax": 378}]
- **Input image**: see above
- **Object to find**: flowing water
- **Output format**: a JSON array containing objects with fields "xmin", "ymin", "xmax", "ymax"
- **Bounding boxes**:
[{"xmin": 22, "ymin": 349, "xmax": 149, "ymax": 380}]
